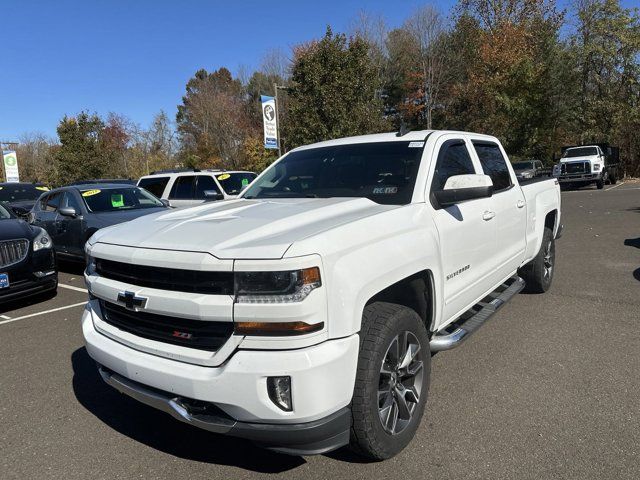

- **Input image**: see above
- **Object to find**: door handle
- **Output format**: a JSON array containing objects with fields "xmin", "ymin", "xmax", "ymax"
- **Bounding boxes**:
[
  {"xmin": 482, "ymin": 211, "xmax": 496, "ymax": 221},
  {"xmin": 516, "ymin": 200, "xmax": 525, "ymax": 209}
]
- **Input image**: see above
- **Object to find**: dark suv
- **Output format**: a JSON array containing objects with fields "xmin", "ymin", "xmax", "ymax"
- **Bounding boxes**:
[{"xmin": 0, "ymin": 203, "xmax": 57, "ymax": 306}]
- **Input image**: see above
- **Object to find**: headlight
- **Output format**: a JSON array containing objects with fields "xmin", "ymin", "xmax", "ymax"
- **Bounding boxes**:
[
  {"xmin": 235, "ymin": 267, "xmax": 321, "ymax": 303},
  {"xmin": 33, "ymin": 227, "xmax": 52, "ymax": 252},
  {"xmin": 593, "ymin": 164, "xmax": 601, "ymax": 171},
  {"xmin": 85, "ymin": 255, "xmax": 96, "ymax": 276}
]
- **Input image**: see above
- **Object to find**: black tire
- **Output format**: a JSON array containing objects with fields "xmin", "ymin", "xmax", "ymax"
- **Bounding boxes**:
[
  {"xmin": 609, "ymin": 171, "xmax": 617, "ymax": 184},
  {"xmin": 596, "ymin": 179, "xmax": 604, "ymax": 189},
  {"xmin": 519, "ymin": 227, "xmax": 556, "ymax": 293},
  {"xmin": 350, "ymin": 302, "xmax": 431, "ymax": 460}
]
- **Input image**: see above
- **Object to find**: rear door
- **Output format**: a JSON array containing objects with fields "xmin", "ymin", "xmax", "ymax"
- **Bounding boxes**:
[
  {"xmin": 168, "ymin": 175, "xmax": 198, "ymax": 208},
  {"xmin": 429, "ymin": 136, "xmax": 497, "ymax": 323},
  {"xmin": 472, "ymin": 140, "xmax": 527, "ymax": 280}
]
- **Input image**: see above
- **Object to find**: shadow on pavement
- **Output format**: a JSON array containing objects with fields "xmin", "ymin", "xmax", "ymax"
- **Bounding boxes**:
[
  {"xmin": 71, "ymin": 347, "xmax": 306, "ymax": 473},
  {"xmin": 0, "ymin": 289, "xmax": 57, "ymax": 314},
  {"xmin": 623, "ymin": 237, "xmax": 640, "ymax": 249}
]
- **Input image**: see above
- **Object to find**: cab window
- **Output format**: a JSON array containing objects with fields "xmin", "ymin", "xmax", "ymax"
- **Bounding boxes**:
[
  {"xmin": 473, "ymin": 142, "xmax": 512, "ymax": 192},
  {"xmin": 431, "ymin": 140, "xmax": 476, "ymax": 192}
]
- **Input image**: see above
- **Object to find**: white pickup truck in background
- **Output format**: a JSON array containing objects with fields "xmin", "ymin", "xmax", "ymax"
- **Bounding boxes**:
[
  {"xmin": 82, "ymin": 130, "xmax": 562, "ymax": 460},
  {"xmin": 554, "ymin": 144, "xmax": 620, "ymax": 189}
]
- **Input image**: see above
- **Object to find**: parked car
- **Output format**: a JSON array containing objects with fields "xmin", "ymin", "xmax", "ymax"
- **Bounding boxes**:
[
  {"xmin": 137, "ymin": 169, "xmax": 257, "ymax": 208},
  {"xmin": 31, "ymin": 184, "xmax": 168, "ymax": 262},
  {"xmin": 0, "ymin": 203, "xmax": 57, "ymax": 305},
  {"xmin": 83, "ymin": 130, "xmax": 562, "ymax": 459},
  {"xmin": 554, "ymin": 144, "xmax": 620, "ymax": 189},
  {"xmin": 0, "ymin": 182, "xmax": 50, "ymax": 218},
  {"xmin": 512, "ymin": 160, "xmax": 550, "ymax": 181}
]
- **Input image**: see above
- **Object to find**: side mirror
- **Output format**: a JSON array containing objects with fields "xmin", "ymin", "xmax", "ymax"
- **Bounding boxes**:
[
  {"xmin": 204, "ymin": 190, "xmax": 224, "ymax": 201},
  {"xmin": 434, "ymin": 174, "xmax": 493, "ymax": 208},
  {"xmin": 160, "ymin": 199, "xmax": 171, "ymax": 207},
  {"xmin": 58, "ymin": 206, "xmax": 78, "ymax": 218}
]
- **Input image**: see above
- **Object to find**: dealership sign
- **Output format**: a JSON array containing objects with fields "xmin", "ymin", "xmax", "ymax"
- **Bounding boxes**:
[
  {"xmin": 2, "ymin": 150, "xmax": 20, "ymax": 183},
  {"xmin": 261, "ymin": 95, "xmax": 278, "ymax": 149}
]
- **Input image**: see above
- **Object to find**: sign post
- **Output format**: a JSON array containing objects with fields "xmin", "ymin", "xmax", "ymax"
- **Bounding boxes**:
[
  {"xmin": 261, "ymin": 95, "xmax": 279, "ymax": 154},
  {"xmin": 2, "ymin": 150, "xmax": 20, "ymax": 183}
]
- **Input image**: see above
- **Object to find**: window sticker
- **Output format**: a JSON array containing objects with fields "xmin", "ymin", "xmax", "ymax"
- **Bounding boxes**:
[
  {"xmin": 81, "ymin": 189, "xmax": 101, "ymax": 197},
  {"xmin": 241, "ymin": 178, "xmax": 249, "ymax": 187},
  {"xmin": 408, "ymin": 141, "xmax": 425, "ymax": 148},
  {"xmin": 111, "ymin": 194, "xmax": 125, "ymax": 207},
  {"xmin": 35, "ymin": 186, "xmax": 50, "ymax": 191},
  {"xmin": 217, "ymin": 173, "xmax": 231, "ymax": 180}
]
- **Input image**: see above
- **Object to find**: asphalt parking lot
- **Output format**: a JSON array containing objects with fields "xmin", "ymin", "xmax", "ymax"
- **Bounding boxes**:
[{"xmin": 1, "ymin": 181, "xmax": 639, "ymax": 480}]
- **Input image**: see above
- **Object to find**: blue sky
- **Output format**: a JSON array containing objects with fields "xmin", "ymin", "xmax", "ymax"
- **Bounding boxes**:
[{"xmin": 0, "ymin": 0, "xmax": 636, "ymax": 141}]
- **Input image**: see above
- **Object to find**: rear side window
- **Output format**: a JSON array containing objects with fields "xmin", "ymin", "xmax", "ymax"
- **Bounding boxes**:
[
  {"xmin": 431, "ymin": 140, "xmax": 476, "ymax": 192},
  {"xmin": 139, "ymin": 176, "xmax": 170, "ymax": 198},
  {"xmin": 169, "ymin": 176, "xmax": 196, "ymax": 199},
  {"xmin": 194, "ymin": 175, "xmax": 221, "ymax": 199},
  {"xmin": 473, "ymin": 142, "xmax": 512, "ymax": 192}
]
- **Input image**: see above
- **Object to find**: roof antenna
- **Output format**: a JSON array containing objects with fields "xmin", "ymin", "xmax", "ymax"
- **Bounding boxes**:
[{"xmin": 396, "ymin": 121, "xmax": 411, "ymax": 137}]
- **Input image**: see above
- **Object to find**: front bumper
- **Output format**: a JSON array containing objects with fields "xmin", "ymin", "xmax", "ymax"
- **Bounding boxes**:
[
  {"xmin": 0, "ymin": 250, "xmax": 57, "ymax": 304},
  {"xmin": 557, "ymin": 172, "xmax": 601, "ymax": 183},
  {"xmin": 82, "ymin": 302, "xmax": 359, "ymax": 423},
  {"xmin": 98, "ymin": 365, "xmax": 350, "ymax": 455}
]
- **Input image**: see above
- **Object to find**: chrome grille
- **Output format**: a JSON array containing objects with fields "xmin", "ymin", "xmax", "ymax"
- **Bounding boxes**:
[{"xmin": 0, "ymin": 239, "xmax": 29, "ymax": 268}]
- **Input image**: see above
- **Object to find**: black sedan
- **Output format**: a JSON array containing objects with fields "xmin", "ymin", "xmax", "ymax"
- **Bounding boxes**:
[
  {"xmin": 0, "ymin": 182, "xmax": 50, "ymax": 218},
  {"xmin": 30, "ymin": 184, "xmax": 169, "ymax": 262},
  {"xmin": 0, "ymin": 203, "xmax": 57, "ymax": 305}
]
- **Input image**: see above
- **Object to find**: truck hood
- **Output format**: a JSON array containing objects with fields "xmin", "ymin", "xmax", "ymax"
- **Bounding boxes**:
[{"xmin": 90, "ymin": 198, "xmax": 399, "ymax": 259}]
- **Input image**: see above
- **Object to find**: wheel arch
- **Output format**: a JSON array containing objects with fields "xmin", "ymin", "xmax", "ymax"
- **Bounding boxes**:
[{"xmin": 364, "ymin": 269, "xmax": 436, "ymax": 334}]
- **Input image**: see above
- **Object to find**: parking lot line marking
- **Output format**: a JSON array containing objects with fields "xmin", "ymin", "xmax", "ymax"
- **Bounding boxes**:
[
  {"xmin": 59, "ymin": 283, "xmax": 88, "ymax": 293},
  {"xmin": 0, "ymin": 314, "xmax": 10, "ymax": 319},
  {"xmin": 0, "ymin": 302, "xmax": 86, "ymax": 326},
  {"xmin": 606, "ymin": 182, "xmax": 625, "ymax": 191}
]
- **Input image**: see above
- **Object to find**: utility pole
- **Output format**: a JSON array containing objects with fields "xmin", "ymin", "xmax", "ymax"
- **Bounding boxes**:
[{"xmin": 274, "ymin": 84, "xmax": 287, "ymax": 157}]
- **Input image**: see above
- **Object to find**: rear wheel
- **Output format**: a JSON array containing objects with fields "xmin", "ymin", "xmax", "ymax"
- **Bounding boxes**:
[
  {"xmin": 520, "ymin": 227, "xmax": 556, "ymax": 293},
  {"xmin": 609, "ymin": 170, "xmax": 617, "ymax": 184},
  {"xmin": 350, "ymin": 302, "xmax": 430, "ymax": 460},
  {"xmin": 596, "ymin": 179, "xmax": 604, "ymax": 189}
]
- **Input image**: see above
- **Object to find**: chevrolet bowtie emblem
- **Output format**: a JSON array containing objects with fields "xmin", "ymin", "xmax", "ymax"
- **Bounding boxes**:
[{"xmin": 117, "ymin": 291, "xmax": 148, "ymax": 310}]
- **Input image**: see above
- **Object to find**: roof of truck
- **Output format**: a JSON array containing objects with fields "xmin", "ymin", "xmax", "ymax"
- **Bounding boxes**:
[{"xmin": 291, "ymin": 130, "xmax": 499, "ymax": 152}]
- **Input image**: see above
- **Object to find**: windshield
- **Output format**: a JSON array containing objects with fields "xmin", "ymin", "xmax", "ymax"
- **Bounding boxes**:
[
  {"xmin": 513, "ymin": 162, "xmax": 533, "ymax": 171},
  {"xmin": 242, "ymin": 142, "xmax": 424, "ymax": 205},
  {"xmin": 0, "ymin": 204, "xmax": 13, "ymax": 219},
  {"xmin": 80, "ymin": 187, "xmax": 164, "ymax": 212},
  {"xmin": 0, "ymin": 184, "xmax": 48, "ymax": 203},
  {"xmin": 216, "ymin": 172, "xmax": 257, "ymax": 195},
  {"xmin": 563, "ymin": 147, "xmax": 597, "ymax": 158}
]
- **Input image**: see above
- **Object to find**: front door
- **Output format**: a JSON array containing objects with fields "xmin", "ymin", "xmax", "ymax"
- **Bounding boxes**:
[{"xmin": 429, "ymin": 136, "xmax": 497, "ymax": 325}]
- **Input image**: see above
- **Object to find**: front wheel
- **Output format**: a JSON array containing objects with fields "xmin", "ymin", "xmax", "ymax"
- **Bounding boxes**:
[
  {"xmin": 350, "ymin": 302, "xmax": 431, "ymax": 460},
  {"xmin": 520, "ymin": 227, "xmax": 556, "ymax": 293}
]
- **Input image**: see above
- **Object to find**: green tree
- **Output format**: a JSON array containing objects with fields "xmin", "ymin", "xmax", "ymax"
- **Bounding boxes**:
[
  {"xmin": 55, "ymin": 112, "xmax": 112, "ymax": 184},
  {"xmin": 284, "ymin": 27, "xmax": 390, "ymax": 148}
]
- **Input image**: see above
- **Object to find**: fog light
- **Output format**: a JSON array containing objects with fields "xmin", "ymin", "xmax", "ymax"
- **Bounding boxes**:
[{"xmin": 267, "ymin": 376, "xmax": 292, "ymax": 411}]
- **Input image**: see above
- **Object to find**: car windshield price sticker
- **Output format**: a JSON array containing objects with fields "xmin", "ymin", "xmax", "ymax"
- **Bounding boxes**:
[
  {"xmin": 111, "ymin": 194, "xmax": 125, "ymax": 207},
  {"xmin": 81, "ymin": 189, "xmax": 101, "ymax": 197}
]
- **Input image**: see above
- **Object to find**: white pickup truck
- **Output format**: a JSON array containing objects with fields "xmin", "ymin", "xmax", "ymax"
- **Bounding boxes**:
[{"xmin": 83, "ymin": 130, "xmax": 562, "ymax": 460}]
